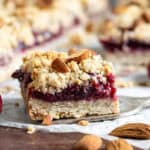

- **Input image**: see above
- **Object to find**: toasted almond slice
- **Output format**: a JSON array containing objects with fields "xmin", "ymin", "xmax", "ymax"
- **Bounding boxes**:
[
  {"xmin": 110, "ymin": 123, "xmax": 150, "ymax": 139},
  {"xmin": 66, "ymin": 49, "xmax": 95, "ymax": 63},
  {"xmin": 42, "ymin": 115, "xmax": 52, "ymax": 126},
  {"xmin": 52, "ymin": 58, "xmax": 70, "ymax": 73}
]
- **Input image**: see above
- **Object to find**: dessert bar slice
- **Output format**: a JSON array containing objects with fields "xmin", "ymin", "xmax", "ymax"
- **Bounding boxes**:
[
  {"xmin": 99, "ymin": 0, "xmax": 150, "ymax": 65},
  {"xmin": 12, "ymin": 49, "xmax": 119, "ymax": 121}
]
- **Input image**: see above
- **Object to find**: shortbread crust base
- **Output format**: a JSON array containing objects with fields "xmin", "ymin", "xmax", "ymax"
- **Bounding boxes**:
[{"xmin": 27, "ymin": 98, "xmax": 119, "ymax": 121}]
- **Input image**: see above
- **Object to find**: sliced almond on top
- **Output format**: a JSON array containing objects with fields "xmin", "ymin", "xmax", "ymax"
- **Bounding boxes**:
[
  {"xmin": 110, "ymin": 123, "xmax": 150, "ymax": 139},
  {"xmin": 52, "ymin": 58, "xmax": 70, "ymax": 73},
  {"xmin": 66, "ymin": 49, "xmax": 95, "ymax": 63}
]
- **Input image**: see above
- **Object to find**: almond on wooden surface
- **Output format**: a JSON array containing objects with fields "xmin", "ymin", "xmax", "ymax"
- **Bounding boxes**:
[
  {"xmin": 72, "ymin": 134, "xmax": 102, "ymax": 150},
  {"xmin": 106, "ymin": 139, "xmax": 133, "ymax": 150},
  {"xmin": 110, "ymin": 123, "xmax": 150, "ymax": 139}
]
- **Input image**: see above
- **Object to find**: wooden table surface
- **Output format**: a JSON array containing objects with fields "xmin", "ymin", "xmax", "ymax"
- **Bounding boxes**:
[{"xmin": 0, "ymin": 126, "xmax": 142, "ymax": 150}]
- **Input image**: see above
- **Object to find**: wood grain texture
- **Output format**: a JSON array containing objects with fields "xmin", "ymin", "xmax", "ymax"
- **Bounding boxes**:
[{"xmin": 0, "ymin": 126, "xmax": 142, "ymax": 150}]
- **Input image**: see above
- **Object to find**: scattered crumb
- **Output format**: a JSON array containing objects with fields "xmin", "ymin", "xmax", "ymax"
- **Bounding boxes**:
[
  {"xmin": 0, "ymin": 86, "xmax": 13, "ymax": 94},
  {"xmin": 42, "ymin": 115, "xmax": 52, "ymax": 126},
  {"xmin": 116, "ymin": 79, "xmax": 134, "ymax": 88},
  {"xmin": 26, "ymin": 126, "xmax": 36, "ymax": 134},
  {"xmin": 78, "ymin": 120, "xmax": 89, "ymax": 126},
  {"xmin": 69, "ymin": 33, "xmax": 85, "ymax": 46}
]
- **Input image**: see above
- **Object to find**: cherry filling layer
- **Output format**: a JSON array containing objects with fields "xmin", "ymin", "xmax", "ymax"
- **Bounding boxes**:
[
  {"xmin": 148, "ymin": 63, "xmax": 150, "ymax": 77},
  {"xmin": 12, "ymin": 70, "xmax": 117, "ymax": 102},
  {"xmin": 14, "ymin": 18, "xmax": 80, "ymax": 52},
  {"xmin": 100, "ymin": 38, "xmax": 150, "ymax": 52},
  {"xmin": 0, "ymin": 95, "xmax": 2, "ymax": 113},
  {"xmin": 126, "ymin": 39, "xmax": 150, "ymax": 50},
  {"xmin": 100, "ymin": 39, "xmax": 123, "ymax": 52}
]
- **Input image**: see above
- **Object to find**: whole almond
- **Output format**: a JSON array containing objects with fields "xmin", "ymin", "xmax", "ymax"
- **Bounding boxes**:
[
  {"xmin": 66, "ymin": 49, "xmax": 95, "ymax": 63},
  {"xmin": 51, "ymin": 58, "xmax": 70, "ymax": 73},
  {"xmin": 106, "ymin": 139, "xmax": 133, "ymax": 150},
  {"xmin": 110, "ymin": 123, "xmax": 150, "ymax": 139},
  {"xmin": 42, "ymin": 115, "xmax": 52, "ymax": 126},
  {"xmin": 73, "ymin": 134, "xmax": 102, "ymax": 150}
]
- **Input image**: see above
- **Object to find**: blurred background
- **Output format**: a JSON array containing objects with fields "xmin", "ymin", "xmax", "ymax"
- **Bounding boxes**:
[{"xmin": 0, "ymin": 0, "xmax": 149, "ymax": 88}]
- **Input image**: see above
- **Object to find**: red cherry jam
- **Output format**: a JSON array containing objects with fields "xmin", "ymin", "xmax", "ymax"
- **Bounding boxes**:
[
  {"xmin": 0, "ymin": 95, "xmax": 3, "ymax": 113},
  {"xmin": 100, "ymin": 38, "xmax": 150, "ymax": 52},
  {"xmin": 12, "ymin": 69, "xmax": 117, "ymax": 102}
]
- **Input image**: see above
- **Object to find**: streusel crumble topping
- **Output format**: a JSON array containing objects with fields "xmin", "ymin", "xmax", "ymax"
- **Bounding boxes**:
[
  {"xmin": 125, "ymin": 23, "xmax": 150, "ymax": 42},
  {"xmin": 21, "ymin": 50, "xmax": 113, "ymax": 93}
]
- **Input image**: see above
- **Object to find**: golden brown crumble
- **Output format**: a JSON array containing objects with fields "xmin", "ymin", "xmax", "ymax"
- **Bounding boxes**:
[
  {"xmin": 21, "ymin": 49, "xmax": 113, "ymax": 94},
  {"xmin": 100, "ymin": 2, "xmax": 150, "ymax": 42}
]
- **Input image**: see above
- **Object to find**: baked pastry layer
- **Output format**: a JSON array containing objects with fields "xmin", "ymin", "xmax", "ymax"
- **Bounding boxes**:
[
  {"xmin": 28, "ymin": 98, "xmax": 119, "ymax": 120},
  {"xmin": 12, "ymin": 49, "xmax": 119, "ymax": 121}
]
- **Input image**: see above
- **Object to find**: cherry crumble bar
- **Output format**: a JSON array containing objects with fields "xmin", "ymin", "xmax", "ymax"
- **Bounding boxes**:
[
  {"xmin": 0, "ymin": 0, "xmax": 108, "ymax": 82},
  {"xmin": 99, "ymin": 0, "xmax": 150, "ymax": 65},
  {"xmin": 12, "ymin": 49, "xmax": 119, "ymax": 121}
]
